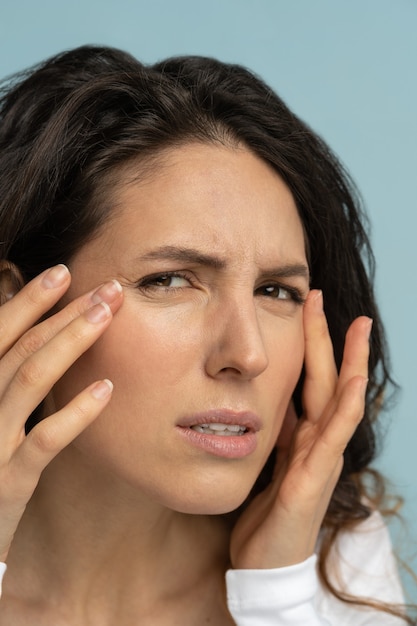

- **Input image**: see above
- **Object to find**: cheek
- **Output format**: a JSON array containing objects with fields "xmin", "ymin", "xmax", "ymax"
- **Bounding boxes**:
[
  {"xmin": 51, "ymin": 302, "xmax": 202, "ymax": 415},
  {"xmin": 265, "ymin": 317, "xmax": 305, "ymax": 426},
  {"xmin": 267, "ymin": 314, "xmax": 305, "ymax": 379},
  {"xmin": 86, "ymin": 301, "xmax": 204, "ymax": 390}
]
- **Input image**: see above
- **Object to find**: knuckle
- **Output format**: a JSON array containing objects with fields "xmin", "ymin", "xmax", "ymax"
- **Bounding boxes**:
[
  {"xmin": 63, "ymin": 320, "xmax": 94, "ymax": 347},
  {"xmin": 21, "ymin": 283, "xmax": 45, "ymax": 309},
  {"xmin": 71, "ymin": 401, "xmax": 91, "ymax": 423},
  {"xmin": 15, "ymin": 356, "xmax": 44, "ymax": 388},
  {"xmin": 14, "ymin": 329, "xmax": 45, "ymax": 360},
  {"xmin": 28, "ymin": 422, "xmax": 60, "ymax": 455},
  {"xmin": 67, "ymin": 325, "xmax": 88, "ymax": 343}
]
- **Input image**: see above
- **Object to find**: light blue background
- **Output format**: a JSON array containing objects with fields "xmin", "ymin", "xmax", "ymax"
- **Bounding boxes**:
[{"xmin": 1, "ymin": 0, "xmax": 416, "ymax": 601}]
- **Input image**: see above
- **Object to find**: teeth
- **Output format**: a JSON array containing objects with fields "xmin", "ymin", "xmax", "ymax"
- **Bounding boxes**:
[
  {"xmin": 191, "ymin": 423, "xmax": 247, "ymax": 436},
  {"xmin": 224, "ymin": 424, "xmax": 243, "ymax": 432}
]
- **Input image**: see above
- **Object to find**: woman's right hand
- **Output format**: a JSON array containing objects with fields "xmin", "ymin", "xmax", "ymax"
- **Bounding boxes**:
[{"xmin": 0, "ymin": 264, "xmax": 123, "ymax": 562}]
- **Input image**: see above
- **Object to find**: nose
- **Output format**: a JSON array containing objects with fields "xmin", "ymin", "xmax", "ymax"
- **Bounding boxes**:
[{"xmin": 204, "ymin": 297, "xmax": 269, "ymax": 380}]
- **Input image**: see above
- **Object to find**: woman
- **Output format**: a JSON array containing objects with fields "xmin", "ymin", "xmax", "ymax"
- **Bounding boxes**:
[{"xmin": 0, "ymin": 45, "xmax": 412, "ymax": 624}]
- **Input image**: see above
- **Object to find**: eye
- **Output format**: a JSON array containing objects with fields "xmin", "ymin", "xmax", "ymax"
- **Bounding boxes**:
[
  {"xmin": 256, "ymin": 283, "xmax": 305, "ymax": 304},
  {"xmin": 138, "ymin": 272, "xmax": 192, "ymax": 291}
]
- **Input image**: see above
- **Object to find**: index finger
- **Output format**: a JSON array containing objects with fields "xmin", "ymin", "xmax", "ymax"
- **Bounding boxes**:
[
  {"xmin": 336, "ymin": 316, "xmax": 372, "ymax": 391},
  {"xmin": 302, "ymin": 290, "xmax": 338, "ymax": 422}
]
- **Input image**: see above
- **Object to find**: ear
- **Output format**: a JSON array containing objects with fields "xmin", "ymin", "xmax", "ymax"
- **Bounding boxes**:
[{"xmin": 0, "ymin": 259, "xmax": 25, "ymax": 305}]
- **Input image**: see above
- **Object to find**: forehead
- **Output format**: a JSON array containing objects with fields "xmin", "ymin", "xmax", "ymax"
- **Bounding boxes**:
[{"xmin": 86, "ymin": 143, "xmax": 307, "ymax": 270}]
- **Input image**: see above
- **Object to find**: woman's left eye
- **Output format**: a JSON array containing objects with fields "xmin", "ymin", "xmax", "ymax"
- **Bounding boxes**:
[
  {"xmin": 140, "ymin": 273, "xmax": 191, "ymax": 290},
  {"xmin": 256, "ymin": 284, "xmax": 302, "ymax": 303}
]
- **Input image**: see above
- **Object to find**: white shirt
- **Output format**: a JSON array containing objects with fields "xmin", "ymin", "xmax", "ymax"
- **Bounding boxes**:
[
  {"xmin": 0, "ymin": 511, "xmax": 406, "ymax": 624},
  {"xmin": 227, "ymin": 511, "xmax": 406, "ymax": 624}
]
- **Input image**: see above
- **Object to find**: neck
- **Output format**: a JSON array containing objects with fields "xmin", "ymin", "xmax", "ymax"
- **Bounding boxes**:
[{"xmin": 7, "ymin": 445, "xmax": 231, "ymax": 621}]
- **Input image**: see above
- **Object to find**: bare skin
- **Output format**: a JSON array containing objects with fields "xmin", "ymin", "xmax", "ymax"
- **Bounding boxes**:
[{"xmin": 0, "ymin": 144, "xmax": 370, "ymax": 624}]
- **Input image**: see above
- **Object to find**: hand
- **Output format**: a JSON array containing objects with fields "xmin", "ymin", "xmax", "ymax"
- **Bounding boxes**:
[
  {"xmin": 230, "ymin": 289, "xmax": 371, "ymax": 570},
  {"xmin": 0, "ymin": 265, "xmax": 123, "ymax": 562}
]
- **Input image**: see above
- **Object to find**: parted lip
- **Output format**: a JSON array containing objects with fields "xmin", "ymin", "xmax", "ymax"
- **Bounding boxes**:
[{"xmin": 177, "ymin": 409, "xmax": 262, "ymax": 433}]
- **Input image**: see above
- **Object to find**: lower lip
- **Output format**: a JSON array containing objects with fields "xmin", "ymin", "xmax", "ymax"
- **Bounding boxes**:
[{"xmin": 176, "ymin": 427, "xmax": 258, "ymax": 458}]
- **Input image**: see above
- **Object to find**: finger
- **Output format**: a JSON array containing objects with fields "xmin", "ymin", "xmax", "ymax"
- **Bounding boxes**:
[
  {"xmin": 304, "ymin": 375, "xmax": 367, "ymax": 484},
  {"xmin": 0, "ymin": 279, "xmax": 123, "ymax": 395},
  {"xmin": 0, "ymin": 302, "xmax": 115, "ymax": 446},
  {"xmin": 0, "ymin": 265, "xmax": 71, "ymax": 356},
  {"xmin": 307, "ymin": 315, "xmax": 371, "ymax": 435},
  {"xmin": 7, "ymin": 379, "xmax": 113, "ymax": 498},
  {"xmin": 303, "ymin": 290, "xmax": 338, "ymax": 422},
  {"xmin": 337, "ymin": 316, "xmax": 372, "ymax": 391}
]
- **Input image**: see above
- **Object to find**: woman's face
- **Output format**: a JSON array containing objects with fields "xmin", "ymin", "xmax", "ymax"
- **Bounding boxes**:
[{"xmin": 52, "ymin": 143, "xmax": 309, "ymax": 514}]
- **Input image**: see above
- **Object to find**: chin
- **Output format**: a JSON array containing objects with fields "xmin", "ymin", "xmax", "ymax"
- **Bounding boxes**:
[{"xmin": 156, "ymin": 474, "xmax": 256, "ymax": 516}]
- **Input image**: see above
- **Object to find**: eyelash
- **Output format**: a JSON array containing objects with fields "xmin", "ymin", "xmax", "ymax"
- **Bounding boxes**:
[
  {"xmin": 138, "ymin": 271, "xmax": 193, "ymax": 292},
  {"xmin": 138, "ymin": 271, "xmax": 305, "ymax": 305},
  {"xmin": 255, "ymin": 284, "xmax": 306, "ymax": 305}
]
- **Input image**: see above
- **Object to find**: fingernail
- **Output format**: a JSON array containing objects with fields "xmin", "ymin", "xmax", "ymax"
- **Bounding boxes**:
[
  {"xmin": 85, "ymin": 301, "xmax": 111, "ymax": 323},
  {"xmin": 42, "ymin": 264, "xmax": 70, "ymax": 288},
  {"xmin": 91, "ymin": 379, "xmax": 113, "ymax": 400},
  {"xmin": 91, "ymin": 280, "xmax": 122, "ymax": 305},
  {"xmin": 365, "ymin": 318, "xmax": 373, "ymax": 340},
  {"xmin": 360, "ymin": 377, "xmax": 369, "ymax": 395},
  {"xmin": 312, "ymin": 290, "xmax": 323, "ymax": 311}
]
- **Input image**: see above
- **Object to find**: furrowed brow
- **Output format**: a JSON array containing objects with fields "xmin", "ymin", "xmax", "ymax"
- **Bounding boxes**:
[
  {"xmin": 138, "ymin": 246, "xmax": 226, "ymax": 270},
  {"xmin": 138, "ymin": 246, "xmax": 309, "ymax": 282},
  {"xmin": 261, "ymin": 264, "xmax": 310, "ymax": 282}
]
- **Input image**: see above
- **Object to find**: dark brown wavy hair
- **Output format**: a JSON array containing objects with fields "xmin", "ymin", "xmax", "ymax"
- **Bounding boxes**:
[{"xmin": 0, "ymin": 45, "xmax": 413, "ymax": 621}]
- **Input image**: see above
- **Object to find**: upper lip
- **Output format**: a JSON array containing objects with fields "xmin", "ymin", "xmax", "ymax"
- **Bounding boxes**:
[{"xmin": 177, "ymin": 409, "xmax": 262, "ymax": 433}]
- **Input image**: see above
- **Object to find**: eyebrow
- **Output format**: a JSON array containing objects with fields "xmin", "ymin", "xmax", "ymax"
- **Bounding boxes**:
[
  {"xmin": 138, "ymin": 246, "xmax": 226, "ymax": 270},
  {"xmin": 138, "ymin": 245, "xmax": 310, "ymax": 281}
]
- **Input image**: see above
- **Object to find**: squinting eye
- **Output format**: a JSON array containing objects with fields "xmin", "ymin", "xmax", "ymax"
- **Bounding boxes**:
[
  {"xmin": 145, "ymin": 273, "xmax": 190, "ymax": 288},
  {"xmin": 258, "ymin": 285, "xmax": 292, "ymax": 300}
]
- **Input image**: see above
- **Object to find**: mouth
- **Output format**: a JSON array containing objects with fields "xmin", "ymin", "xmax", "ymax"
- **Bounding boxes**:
[
  {"xmin": 176, "ymin": 409, "xmax": 261, "ymax": 458},
  {"xmin": 178, "ymin": 409, "xmax": 261, "ymax": 433},
  {"xmin": 191, "ymin": 423, "xmax": 247, "ymax": 436}
]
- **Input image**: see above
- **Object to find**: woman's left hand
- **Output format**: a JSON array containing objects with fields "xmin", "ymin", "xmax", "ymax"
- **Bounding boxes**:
[{"xmin": 230, "ymin": 289, "xmax": 372, "ymax": 570}]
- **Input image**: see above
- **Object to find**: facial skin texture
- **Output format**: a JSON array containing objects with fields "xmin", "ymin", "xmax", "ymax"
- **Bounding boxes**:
[{"xmin": 51, "ymin": 143, "xmax": 309, "ymax": 515}]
